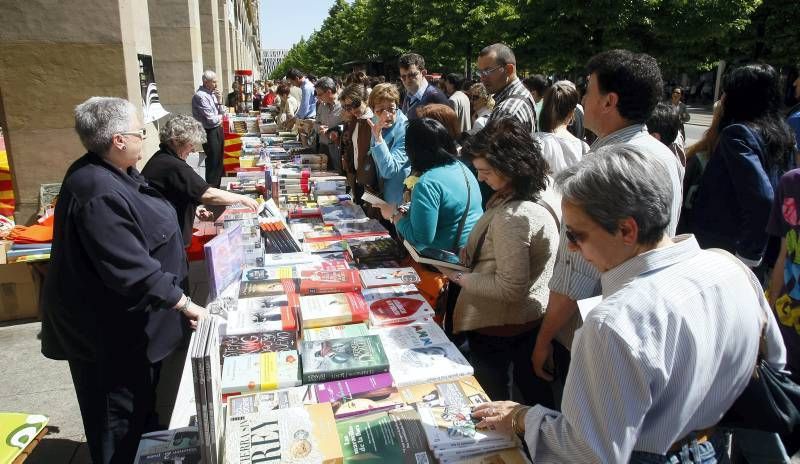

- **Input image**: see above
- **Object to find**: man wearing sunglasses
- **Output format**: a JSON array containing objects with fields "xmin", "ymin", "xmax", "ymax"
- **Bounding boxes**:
[
  {"xmin": 398, "ymin": 52, "xmax": 449, "ymax": 120},
  {"xmin": 476, "ymin": 43, "xmax": 536, "ymax": 134}
]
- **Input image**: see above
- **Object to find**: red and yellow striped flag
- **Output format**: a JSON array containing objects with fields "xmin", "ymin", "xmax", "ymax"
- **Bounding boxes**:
[{"xmin": 0, "ymin": 135, "xmax": 15, "ymax": 218}]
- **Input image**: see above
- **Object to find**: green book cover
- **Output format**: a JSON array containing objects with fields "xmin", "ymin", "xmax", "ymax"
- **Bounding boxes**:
[
  {"xmin": 336, "ymin": 409, "xmax": 434, "ymax": 464},
  {"xmin": 300, "ymin": 335, "xmax": 390, "ymax": 383}
]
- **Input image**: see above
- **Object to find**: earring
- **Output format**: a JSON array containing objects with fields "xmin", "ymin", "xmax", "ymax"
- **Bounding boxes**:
[{"xmin": 122, "ymin": 146, "xmax": 127, "ymax": 150}]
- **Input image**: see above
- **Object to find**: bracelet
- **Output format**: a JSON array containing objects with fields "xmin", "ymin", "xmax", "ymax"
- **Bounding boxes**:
[
  {"xmin": 177, "ymin": 296, "xmax": 191, "ymax": 314},
  {"xmin": 510, "ymin": 405, "xmax": 530, "ymax": 437}
]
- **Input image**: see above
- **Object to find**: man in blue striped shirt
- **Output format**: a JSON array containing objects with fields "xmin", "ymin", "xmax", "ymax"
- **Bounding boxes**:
[
  {"xmin": 287, "ymin": 68, "xmax": 317, "ymax": 120},
  {"xmin": 474, "ymin": 144, "xmax": 786, "ymax": 463}
]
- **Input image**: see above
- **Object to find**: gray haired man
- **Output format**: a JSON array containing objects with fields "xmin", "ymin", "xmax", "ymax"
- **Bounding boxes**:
[
  {"xmin": 474, "ymin": 144, "xmax": 786, "ymax": 463},
  {"xmin": 314, "ymin": 77, "xmax": 344, "ymax": 173},
  {"xmin": 191, "ymin": 70, "xmax": 225, "ymax": 187}
]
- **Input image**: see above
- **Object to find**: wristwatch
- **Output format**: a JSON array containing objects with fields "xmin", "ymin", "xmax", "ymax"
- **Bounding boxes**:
[{"xmin": 177, "ymin": 296, "xmax": 192, "ymax": 314}]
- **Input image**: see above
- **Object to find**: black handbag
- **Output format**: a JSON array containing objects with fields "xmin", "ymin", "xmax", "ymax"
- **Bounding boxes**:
[{"xmin": 713, "ymin": 249, "xmax": 800, "ymax": 434}]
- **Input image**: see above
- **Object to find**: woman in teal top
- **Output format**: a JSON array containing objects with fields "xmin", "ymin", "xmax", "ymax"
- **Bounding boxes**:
[
  {"xmin": 367, "ymin": 83, "xmax": 410, "ymax": 205},
  {"xmin": 380, "ymin": 118, "xmax": 483, "ymax": 251}
]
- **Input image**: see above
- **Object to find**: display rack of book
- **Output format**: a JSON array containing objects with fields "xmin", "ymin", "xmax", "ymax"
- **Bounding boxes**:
[{"xmin": 138, "ymin": 131, "xmax": 530, "ymax": 464}]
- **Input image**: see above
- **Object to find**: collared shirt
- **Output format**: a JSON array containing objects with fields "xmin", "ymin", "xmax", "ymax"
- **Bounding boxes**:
[
  {"xmin": 191, "ymin": 86, "xmax": 223, "ymax": 130},
  {"xmin": 315, "ymin": 100, "xmax": 343, "ymax": 145},
  {"xmin": 549, "ymin": 124, "xmax": 685, "ymax": 301},
  {"xmin": 407, "ymin": 79, "xmax": 429, "ymax": 108},
  {"xmin": 296, "ymin": 79, "xmax": 317, "ymax": 119},
  {"xmin": 488, "ymin": 78, "xmax": 536, "ymax": 133},
  {"xmin": 524, "ymin": 235, "xmax": 786, "ymax": 463}
]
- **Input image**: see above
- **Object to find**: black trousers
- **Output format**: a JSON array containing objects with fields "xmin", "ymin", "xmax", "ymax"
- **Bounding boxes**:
[
  {"xmin": 68, "ymin": 355, "xmax": 162, "ymax": 464},
  {"xmin": 203, "ymin": 125, "xmax": 224, "ymax": 188}
]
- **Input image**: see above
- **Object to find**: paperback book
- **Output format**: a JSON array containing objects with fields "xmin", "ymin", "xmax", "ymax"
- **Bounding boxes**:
[
  {"xmin": 362, "ymin": 287, "xmax": 435, "ymax": 326},
  {"xmin": 190, "ymin": 316, "xmax": 224, "ymax": 464},
  {"xmin": 300, "ymin": 335, "xmax": 390, "ymax": 383},
  {"xmin": 332, "ymin": 219, "xmax": 389, "ymax": 240},
  {"xmin": 302, "ymin": 239, "xmax": 348, "ymax": 254},
  {"xmin": 383, "ymin": 340, "xmax": 474, "ymax": 387},
  {"xmin": 226, "ymin": 295, "xmax": 298, "ymax": 335},
  {"xmin": 134, "ymin": 427, "xmax": 200, "ymax": 464},
  {"xmin": 299, "ymin": 292, "xmax": 369, "ymax": 329},
  {"xmin": 315, "ymin": 373, "xmax": 403, "ymax": 419},
  {"xmin": 359, "ymin": 267, "xmax": 421, "ymax": 288},
  {"xmin": 371, "ymin": 321, "xmax": 450, "ymax": 353},
  {"xmin": 204, "ymin": 224, "xmax": 243, "ymax": 299},
  {"xmin": 220, "ymin": 351, "xmax": 301, "ymax": 398},
  {"xmin": 302, "ymin": 322, "xmax": 369, "ymax": 342},
  {"xmin": 220, "ymin": 330, "xmax": 297, "ymax": 358},
  {"xmin": 347, "ymin": 236, "xmax": 405, "ymax": 264},
  {"xmin": 320, "ymin": 202, "xmax": 367, "ymax": 223},
  {"xmin": 227, "ymin": 385, "xmax": 316, "ymax": 417},
  {"xmin": 225, "ymin": 403, "xmax": 343, "ymax": 464},
  {"xmin": 298, "ymin": 269, "xmax": 362, "ymax": 295},
  {"xmin": 336, "ymin": 409, "xmax": 435, "ymax": 464}
]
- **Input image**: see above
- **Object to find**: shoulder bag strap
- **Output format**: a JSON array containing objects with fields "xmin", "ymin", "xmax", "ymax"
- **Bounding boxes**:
[
  {"xmin": 536, "ymin": 198, "xmax": 561, "ymax": 230},
  {"xmin": 452, "ymin": 162, "xmax": 472, "ymax": 252}
]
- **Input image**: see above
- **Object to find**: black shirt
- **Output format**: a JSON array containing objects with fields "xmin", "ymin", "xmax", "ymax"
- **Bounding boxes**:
[
  {"xmin": 142, "ymin": 144, "xmax": 211, "ymax": 246},
  {"xmin": 41, "ymin": 152, "xmax": 188, "ymax": 363}
]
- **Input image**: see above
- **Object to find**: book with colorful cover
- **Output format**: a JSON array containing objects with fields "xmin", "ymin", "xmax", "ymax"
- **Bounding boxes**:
[
  {"xmin": 299, "ymin": 293, "xmax": 369, "ymax": 329},
  {"xmin": 333, "ymin": 219, "xmax": 389, "ymax": 240},
  {"xmin": 238, "ymin": 278, "xmax": 296, "ymax": 298},
  {"xmin": 0, "ymin": 413, "xmax": 48, "ymax": 464},
  {"xmin": 439, "ymin": 447, "xmax": 529, "ymax": 464},
  {"xmin": 263, "ymin": 251, "xmax": 318, "ymax": 267},
  {"xmin": 134, "ymin": 427, "xmax": 200, "ymax": 464},
  {"xmin": 359, "ymin": 267, "xmax": 421, "ymax": 288},
  {"xmin": 302, "ymin": 322, "xmax": 369, "ymax": 342},
  {"xmin": 383, "ymin": 341, "xmax": 474, "ymax": 387},
  {"xmin": 314, "ymin": 373, "xmax": 403, "ymax": 419},
  {"xmin": 227, "ymin": 385, "xmax": 316, "ymax": 417},
  {"xmin": 204, "ymin": 223, "xmax": 243, "ymax": 299},
  {"xmin": 220, "ymin": 330, "xmax": 297, "ymax": 358},
  {"xmin": 336, "ymin": 409, "xmax": 435, "ymax": 464},
  {"xmin": 225, "ymin": 403, "xmax": 343, "ymax": 464},
  {"xmin": 362, "ymin": 286, "xmax": 435, "ymax": 327},
  {"xmin": 297, "ymin": 258, "xmax": 351, "ymax": 272},
  {"xmin": 346, "ymin": 236, "xmax": 405, "ymax": 263},
  {"xmin": 226, "ymin": 295, "xmax": 298, "ymax": 335},
  {"xmin": 303, "ymin": 239, "xmax": 349, "ymax": 254},
  {"xmin": 221, "ymin": 351, "xmax": 301, "ymax": 398},
  {"xmin": 399, "ymin": 376, "xmax": 488, "ymax": 408},
  {"xmin": 300, "ymin": 335, "xmax": 390, "ymax": 383},
  {"xmin": 371, "ymin": 321, "xmax": 450, "ymax": 353},
  {"xmin": 241, "ymin": 265, "xmax": 298, "ymax": 282},
  {"xmin": 320, "ymin": 203, "xmax": 367, "ymax": 223},
  {"xmin": 303, "ymin": 226, "xmax": 341, "ymax": 242},
  {"xmin": 298, "ymin": 269, "xmax": 362, "ymax": 295}
]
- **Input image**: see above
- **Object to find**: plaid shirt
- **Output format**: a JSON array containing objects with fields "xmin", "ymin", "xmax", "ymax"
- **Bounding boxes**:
[{"xmin": 488, "ymin": 78, "xmax": 537, "ymax": 133}]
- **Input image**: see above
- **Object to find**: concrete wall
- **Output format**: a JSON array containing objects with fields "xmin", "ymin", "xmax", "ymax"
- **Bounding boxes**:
[{"xmin": 200, "ymin": 0, "xmax": 223, "ymax": 93}]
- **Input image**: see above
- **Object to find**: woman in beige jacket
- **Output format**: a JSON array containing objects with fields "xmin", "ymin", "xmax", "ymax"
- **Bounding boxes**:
[{"xmin": 438, "ymin": 117, "xmax": 560, "ymax": 407}]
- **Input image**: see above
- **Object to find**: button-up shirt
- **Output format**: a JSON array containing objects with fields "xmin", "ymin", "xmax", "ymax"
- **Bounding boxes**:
[
  {"xmin": 191, "ymin": 86, "xmax": 223, "ymax": 130},
  {"xmin": 524, "ymin": 235, "xmax": 786, "ymax": 463},
  {"xmin": 488, "ymin": 78, "xmax": 536, "ymax": 133},
  {"xmin": 296, "ymin": 78, "xmax": 317, "ymax": 119},
  {"xmin": 549, "ymin": 124, "xmax": 685, "ymax": 302}
]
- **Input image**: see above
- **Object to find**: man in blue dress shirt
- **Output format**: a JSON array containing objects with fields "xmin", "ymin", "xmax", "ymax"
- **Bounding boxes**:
[{"xmin": 287, "ymin": 68, "xmax": 317, "ymax": 120}]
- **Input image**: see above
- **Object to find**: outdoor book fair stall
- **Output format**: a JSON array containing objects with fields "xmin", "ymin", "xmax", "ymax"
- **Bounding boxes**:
[{"xmin": 132, "ymin": 106, "xmax": 531, "ymax": 463}]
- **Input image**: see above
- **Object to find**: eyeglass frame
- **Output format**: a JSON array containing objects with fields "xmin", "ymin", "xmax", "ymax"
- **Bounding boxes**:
[
  {"xmin": 399, "ymin": 70, "xmax": 421, "ymax": 81},
  {"xmin": 374, "ymin": 105, "xmax": 398, "ymax": 115},
  {"xmin": 119, "ymin": 128, "xmax": 147, "ymax": 139},
  {"xmin": 476, "ymin": 65, "xmax": 505, "ymax": 78}
]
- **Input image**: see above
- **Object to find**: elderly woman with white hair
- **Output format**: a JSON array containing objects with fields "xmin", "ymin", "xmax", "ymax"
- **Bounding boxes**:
[
  {"xmin": 41, "ymin": 97, "xmax": 208, "ymax": 464},
  {"xmin": 142, "ymin": 114, "xmax": 258, "ymax": 247}
]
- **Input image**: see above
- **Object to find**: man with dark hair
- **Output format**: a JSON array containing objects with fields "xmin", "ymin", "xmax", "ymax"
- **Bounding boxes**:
[
  {"xmin": 314, "ymin": 77, "xmax": 344, "ymax": 173},
  {"xmin": 398, "ymin": 52, "xmax": 449, "ymax": 119},
  {"xmin": 286, "ymin": 68, "xmax": 316, "ymax": 119},
  {"xmin": 477, "ymin": 43, "xmax": 536, "ymax": 133},
  {"xmin": 531, "ymin": 49, "xmax": 685, "ymax": 391},
  {"xmin": 647, "ymin": 102, "xmax": 685, "ymax": 165},
  {"xmin": 523, "ymin": 74, "xmax": 549, "ymax": 130},
  {"xmin": 444, "ymin": 73, "xmax": 471, "ymax": 132}
]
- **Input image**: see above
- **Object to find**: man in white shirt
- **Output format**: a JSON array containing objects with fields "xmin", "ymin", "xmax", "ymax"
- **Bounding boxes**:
[{"xmin": 473, "ymin": 144, "xmax": 787, "ymax": 463}]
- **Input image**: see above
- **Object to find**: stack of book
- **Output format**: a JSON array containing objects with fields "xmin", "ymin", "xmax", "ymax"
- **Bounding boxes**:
[{"xmin": 190, "ymin": 316, "xmax": 224, "ymax": 464}]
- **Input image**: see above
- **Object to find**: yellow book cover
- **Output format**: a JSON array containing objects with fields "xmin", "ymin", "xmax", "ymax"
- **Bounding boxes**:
[
  {"xmin": 399, "ymin": 375, "xmax": 489, "ymax": 406},
  {"xmin": 0, "ymin": 413, "xmax": 48, "ymax": 464}
]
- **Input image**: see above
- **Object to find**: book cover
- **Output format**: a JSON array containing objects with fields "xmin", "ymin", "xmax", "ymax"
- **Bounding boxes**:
[
  {"xmin": 241, "ymin": 266, "xmax": 298, "ymax": 282},
  {"xmin": 298, "ymin": 269, "xmax": 362, "ymax": 295},
  {"xmin": 302, "ymin": 323, "xmax": 369, "ymax": 342},
  {"xmin": 226, "ymin": 296, "xmax": 298, "ymax": 335},
  {"xmin": 0, "ymin": 413, "xmax": 48, "ymax": 464},
  {"xmin": 399, "ymin": 376, "xmax": 488, "ymax": 407},
  {"xmin": 302, "ymin": 239, "xmax": 349, "ymax": 254},
  {"xmin": 300, "ymin": 293, "xmax": 369, "ymax": 329},
  {"xmin": 220, "ymin": 331, "xmax": 297, "ymax": 358},
  {"xmin": 333, "ymin": 219, "xmax": 389, "ymax": 239},
  {"xmin": 225, "ymin": 404, "xmax": 343, "ymax": 464},
  {"xmin": 227, "ymin": 385, "xmax": 316, "ymax": 417},
  {"xmin": 221, "ymin": 351, "xmax": 301, "ymax": 398},
  {"xmin": 439, "ymin": 447, "xmax": 529, "ymax": 464},
  {"xmin": 365, "ymin": 291, "xmax": 435, "ymax": 327},
  {"xmin": 238, "ymin": 278, "xmax": 295, "ymax": 298},
  {"xmin": 336, "ymin": 409, "xmax": 435, "ymax": 464},
  {"xmin": 371, "ymin": 322, "xmax": 450, "ymax": 353},
  {"xmin": 359, "ymin": 267, "xmax": 421, "ymax": 288},
  {"xmin": 315, "ymin": 373, "xmax": 403, "ymax": 419},
  {"xmin": 134, "ymin": 427, "xmax": 200, "ymax": 464},
  {"xmin": 303, "ymin": 226, "xmax": 341, "ymax": 242},
  {"xmin": 347, "ymin": 237, "xmax": 404, "ymax": 264},
  {"xmin": 263, "ymin": 251, "xmax": 317, "ymax": 266},
  {"xmin": 204, "ymin": 223, "xmax": 243, "ymax": 299},
  {"xmin": 320, "ymin": 203, "xmax": 367, "ymax": 223},
  {"xmin": 403, "ymin": 240, "xmax": 470, "ymax": 272},
  {"xmin": 385, "ymin": 342, "xmax": 474, "ymax": 387},
  {"xmin": 300, "ymin": 335, "xmax": 390, "ymax": 383}
]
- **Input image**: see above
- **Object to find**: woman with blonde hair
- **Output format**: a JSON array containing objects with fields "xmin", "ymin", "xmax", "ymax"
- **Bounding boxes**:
[
  {"xmin": 466, "ymin": 83, "xmax": 494, "ymax": 134},
  {"xmin": 367, "ymin": 83, "xmax": 410, "ymax": 205}
]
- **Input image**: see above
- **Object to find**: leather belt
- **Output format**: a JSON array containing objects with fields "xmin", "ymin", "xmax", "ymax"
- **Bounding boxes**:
[{"xmin": 668, "ymin": 426, "xmax": 716, "ymax": 453}]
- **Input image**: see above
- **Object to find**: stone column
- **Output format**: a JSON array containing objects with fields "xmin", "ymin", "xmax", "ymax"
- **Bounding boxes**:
[
  {"xmin": 148, "ymin": 0, "xmax": 204, "ymax": 116},
  {"xmin": 219, "ymin": 0, "xmax": 233, "ymax": 91},
  {"xmin": 199, "ymin": 0, "xmax": 222, "ymax": 89}
]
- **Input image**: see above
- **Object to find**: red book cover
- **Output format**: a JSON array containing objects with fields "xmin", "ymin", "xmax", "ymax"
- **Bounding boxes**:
[{"xmin": 299, "ymin": 269, "xmax": 362, "ymax": 295}]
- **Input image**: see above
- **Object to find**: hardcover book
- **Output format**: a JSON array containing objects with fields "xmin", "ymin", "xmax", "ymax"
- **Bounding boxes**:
[
  {"xmin": 225, "ymin": 403, "xmax": 343, "ymax": 464},
  {"xmin": 439, "ymin": 447, "xmax": 530, "ymax": 464},
  {"xmin": 241, "ymin": 266, "xmax": 298, "ymax": 282},
  {"xmin": 362, "ymin": 287, "xmax": 435, "ymax": 326},
  {"xmin": 226, "ymin": 296, "xmax": 298, "ymax": 335},
  {"xmin": 399, "ymin": 376, "xmax": 488, "ymax": 407},
  {"xmin": 263, "ymin": 251, "xmax": 317, "ymax": 266},
  {"xmin": 134, "ymin": 427, "xmax": 200, "ymax": 464},
  {"xmin": 300, "ymin": 335, "xmax": 390, "ymax": 383},
  {"xmin": 227, "ymin": 385, "xmax": 316, "ymax": 417},
  {"xmin": 336, "ymin": 409, "xmax": 435, "ymax": 464},
  {"xmin": 204, "ymin": 223, "xmax": 243, "ymax": 299},
  {"xmin": 347, "ymin": 236, "xmax": 405, "ymax": 264},
  {"xmin": 299, "ymin": 293, "xmax": 369, "ymax": 329},
  {"xmin": 384, "ymin": 341, "xmax": 474, "ymax": 387},
  {"xmin": 221, "ymin": 351, "xmax": 301, "ymax": 398},
  {"xmin": 302, "ymin": 323, "xmax": 369, "ymax": 342},
  {"xmin": 315, "ymin": 373, "xmax": 403, "ymax": 419},
  {"xmin": 298, "ymin": 269, "xmax": 362, "ymax": 295},
  {"xmin": 359, "ymin": 267, "xmax": 421, "ymax": 288},
  {"xmin": 320, "ymin": 202, "xmax": 367, "ymax": 223},
  {"xmin": 220, "ymin": 330, "xmax": 297, "ymax": 358},
  {"xmin": 302, "ymin": 239, "xmax": 349, "ymax": 254},
  {"xmin": 332, "ymin": 219, "xmax": 389, "ymax": 240},
  {"xmin": 238, "ymin": 278, "xmax": 295, "ymax": 298},
  {"xmin": 371, "ymin": 321, "xmax": 450, "ymax": 353}
]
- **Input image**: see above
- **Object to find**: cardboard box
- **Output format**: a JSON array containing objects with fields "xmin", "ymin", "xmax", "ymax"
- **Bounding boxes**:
[{"xmin": 0, "ymin": 262, "xmax": 41, "ymax": 321}]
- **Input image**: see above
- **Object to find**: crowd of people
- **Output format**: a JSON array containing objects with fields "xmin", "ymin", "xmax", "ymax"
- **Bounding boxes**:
[{"xmin": 37, "ymin": 36, "xmax": 800, "ymax": 463}]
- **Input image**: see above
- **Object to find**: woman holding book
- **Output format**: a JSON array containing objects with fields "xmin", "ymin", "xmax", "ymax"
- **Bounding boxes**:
[
  {"xmin": 379, "ymin": 118, "xmax": 482, "ymax": 251},
  {"xmin": 437, "ymin": 118, "xmax": 559, "ymax": 406},
  {"xmin": 40, "ymin": 97, "xmax": 207, "ymax": 464}
]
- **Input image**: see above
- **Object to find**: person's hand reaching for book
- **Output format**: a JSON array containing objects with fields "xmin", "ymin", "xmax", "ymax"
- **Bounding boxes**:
[
  {"xmin": 175, "ymin": 296, "xmax": 209, "ymax": 330},
  {"xmin": 472, "ymin": 401, "xmax": 530, "ymax": 435}
]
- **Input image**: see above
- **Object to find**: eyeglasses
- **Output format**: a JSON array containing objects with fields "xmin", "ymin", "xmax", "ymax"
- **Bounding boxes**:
[
  {"xmin": 375, "ymin": 106, "xmax": 398, "ymax": 115},
  {"xmin": 399, "ymin": 71, "xmax": 420, "ymax": 81},
  {"xmin": 476, "ymin": 65, "xmax": 504, "ymax": 78},
  {"xmin": 343, "ymin": 99, "xmax": 362, "ymax": 111},
  {"xmin": 119, "ymin": 128, "xmax": 147, "ymax": 139}
]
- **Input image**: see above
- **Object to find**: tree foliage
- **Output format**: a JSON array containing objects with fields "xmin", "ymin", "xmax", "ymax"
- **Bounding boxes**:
[{"xmin": 269, "ymin": 0, "xmax": 793, "ymax": 81}]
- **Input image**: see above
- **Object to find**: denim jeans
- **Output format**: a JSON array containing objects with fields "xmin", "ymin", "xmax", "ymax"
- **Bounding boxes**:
[
  {"xmin": 629, "ymin": 431, "xmax": 730, "ymax": 464},
  {"xmin": 731, "ymin": 429, "xmax": 790, "ymax": 463}
]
